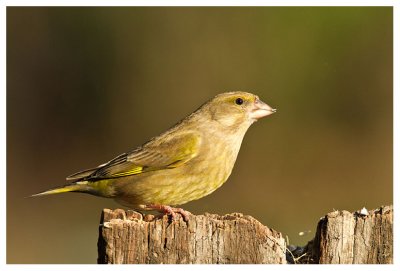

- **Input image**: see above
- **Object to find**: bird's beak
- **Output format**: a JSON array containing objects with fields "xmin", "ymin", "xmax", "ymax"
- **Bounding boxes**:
[{"xmin": 249, "ymin": 98, "xmax": 276, "ymax": 120}]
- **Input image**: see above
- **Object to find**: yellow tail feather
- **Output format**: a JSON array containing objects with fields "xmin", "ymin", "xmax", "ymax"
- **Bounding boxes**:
[{"xmin": 30, "ymin": 184, "xmax": 83, "ymax": 197}]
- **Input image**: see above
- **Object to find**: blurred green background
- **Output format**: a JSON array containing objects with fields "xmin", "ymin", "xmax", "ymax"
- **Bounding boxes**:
[{"xmin": 7, "ymin": 7, "xmax": 392, "ymax": 263}]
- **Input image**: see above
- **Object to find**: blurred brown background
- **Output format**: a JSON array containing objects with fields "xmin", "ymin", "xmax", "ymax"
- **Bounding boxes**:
[{"xmin": 7, "ymin": 7, "xmax": 392, "ymax": 263}]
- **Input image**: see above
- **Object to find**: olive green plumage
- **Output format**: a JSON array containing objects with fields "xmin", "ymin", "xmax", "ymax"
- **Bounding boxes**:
[{"xmin": 32, "ymin": 91, "xmax": 276, "ymax": 212}]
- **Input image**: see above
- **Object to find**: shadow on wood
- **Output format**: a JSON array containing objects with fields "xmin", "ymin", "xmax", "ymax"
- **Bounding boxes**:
[{"xmin": 98, "ymin": 205, "xmax": 392, "ymax": 264}]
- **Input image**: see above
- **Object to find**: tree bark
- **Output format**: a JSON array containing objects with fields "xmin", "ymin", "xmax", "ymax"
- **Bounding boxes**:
[
  {"xmin": 97, "ymin": 210, "xmax": 286, "ymax": 264},
  {"xmin": 310, "ymin": 205, "xmax": 393, "ymax": 264},
  {"xmin": 98, "ymin": 205, "xmax": 392, "ymax": 264}
]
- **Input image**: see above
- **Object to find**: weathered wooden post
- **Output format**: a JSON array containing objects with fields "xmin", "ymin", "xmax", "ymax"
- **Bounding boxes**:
[
  {"xmin": 98, "ymin": 205, "xmax": 393, "ymax": 264},
  {"xmin": 97, "ymin": 210, "xmax": 286, "ymax": 264},
  {"xmin": 310, "ymin": 205, "xmax": 393, "ymax": 264}
]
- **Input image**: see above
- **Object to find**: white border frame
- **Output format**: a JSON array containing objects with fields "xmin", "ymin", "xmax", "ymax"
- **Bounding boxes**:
[{"xmin": 1, "ymin": 1, "xmax": 397, "ymax": 270}]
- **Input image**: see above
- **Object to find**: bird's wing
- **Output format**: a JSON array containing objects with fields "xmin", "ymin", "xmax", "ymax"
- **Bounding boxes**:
[{"xmin": 66, "ymin": 132, "xmax": 201, "ymax": 181}]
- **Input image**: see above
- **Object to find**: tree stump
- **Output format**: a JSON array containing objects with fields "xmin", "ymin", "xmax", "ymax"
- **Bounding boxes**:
[
  {"xmin": 310, "ymin": 205, "xmax": 393, "ymax": 264},
  {"xmin": 97, "ymin": 210, "xmax": 286, "ymax": 264},
  {"xmin": 98, "ymin": 205, "xmax": 393, "ymax": 264}
]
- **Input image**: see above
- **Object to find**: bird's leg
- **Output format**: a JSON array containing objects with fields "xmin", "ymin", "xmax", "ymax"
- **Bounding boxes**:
[{"xmin": 145, "ymin": 204, "xmax": 191, "ymax": 221}]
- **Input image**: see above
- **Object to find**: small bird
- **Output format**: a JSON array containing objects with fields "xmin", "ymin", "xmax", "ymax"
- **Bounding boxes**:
[{"xmin": 32, "ymin": 92, "xmax": 276, "ymax": 220}]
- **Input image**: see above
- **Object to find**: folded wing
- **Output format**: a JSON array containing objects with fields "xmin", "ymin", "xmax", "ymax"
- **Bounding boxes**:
[{"xmin": 66, "ymin": 132, "xmax": 201, "ymax": 182}]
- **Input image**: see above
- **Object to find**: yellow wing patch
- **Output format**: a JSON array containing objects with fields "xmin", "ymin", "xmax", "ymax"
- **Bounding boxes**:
[
  {"xmin": 87, "ymin": 132, "xmax": 201, "ymax": 179},
  {"xmin": 108, "ymin": 166, "xmax": 144, "ymax": 177},
  {"xmin": 166, "ymin": 134, "xmax": 200, "ymax": 168}
]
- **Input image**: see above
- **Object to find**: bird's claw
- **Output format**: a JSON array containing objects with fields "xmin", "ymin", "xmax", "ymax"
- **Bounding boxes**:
[
  {"xmin": 168, "ymin": 207, "xmax": 191, "ymax": 222},
  {"xmin": 146, "ymin": 204, "xmax": 191, "ymax": 222}
]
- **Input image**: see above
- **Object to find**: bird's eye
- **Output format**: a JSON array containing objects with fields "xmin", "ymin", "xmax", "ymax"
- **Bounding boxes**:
[{"xmin": 235, "ymin": 98, "xmax": 244, "ymax": 105}]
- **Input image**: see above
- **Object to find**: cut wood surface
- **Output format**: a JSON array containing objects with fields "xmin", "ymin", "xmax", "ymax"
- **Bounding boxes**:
[{"xmin": 98, "ymin": 205, "xmax": 393, "ymax": 264}]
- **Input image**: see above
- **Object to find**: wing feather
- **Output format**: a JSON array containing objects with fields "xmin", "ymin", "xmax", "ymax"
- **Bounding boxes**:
[{"xmin": 68, "ymin": 132, "xmax": 201, "ymax": 181}]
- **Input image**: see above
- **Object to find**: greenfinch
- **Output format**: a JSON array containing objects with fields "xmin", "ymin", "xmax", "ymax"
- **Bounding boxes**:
[{"xmin": 32, "ymin": 92, "xmax": 276, "ymax": 220}]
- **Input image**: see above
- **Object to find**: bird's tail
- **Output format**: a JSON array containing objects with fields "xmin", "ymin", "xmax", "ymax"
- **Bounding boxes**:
[{"xmin": 30, "ymin": 183, "xmax": 86, "ymax": 197}]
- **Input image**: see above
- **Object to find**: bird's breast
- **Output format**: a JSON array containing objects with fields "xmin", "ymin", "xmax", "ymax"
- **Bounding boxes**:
[
  {"xmin": 113, "ymin": 132, "xmax": 244, "ymax": 207},
  {"xmin": 185, "ymin": 133, "xmax": 243, "ymax": 194}
]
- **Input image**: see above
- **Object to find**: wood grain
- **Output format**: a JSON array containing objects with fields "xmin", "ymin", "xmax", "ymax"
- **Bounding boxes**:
[
  {"xmin": 311, "ymin": 205, "xmax": 393, "ymax": 264},
  {"xmin": 98, "ymin": 210, "xmax": 286, "ymax": 264},
  {"xmin": 98, "ymin": 205, "xmax": 393, "ymax": 264}
]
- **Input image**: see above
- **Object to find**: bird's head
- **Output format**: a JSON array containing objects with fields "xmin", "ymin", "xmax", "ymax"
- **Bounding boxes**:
[{"xmin": 205, "ymin": 91, "xmax": 276, "ymax": 130}]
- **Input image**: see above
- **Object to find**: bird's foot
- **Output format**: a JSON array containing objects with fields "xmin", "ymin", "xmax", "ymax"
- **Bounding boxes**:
[{"xmin": 145, "ymin": 204, "xmax": 191, "ymax": 222}]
